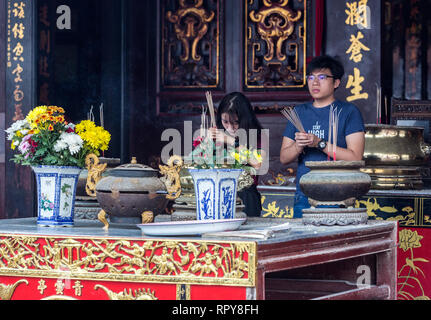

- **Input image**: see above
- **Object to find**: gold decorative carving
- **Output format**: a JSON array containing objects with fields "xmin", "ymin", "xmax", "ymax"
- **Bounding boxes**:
[
  {"xmin": 249, "ymin": 0, "xmax": 301, "ymax": 62},
  {"xmin": 141, "ymin": 211, "xmax": 154, "ymax": 224},
  {"xmin": 95, "ymin": 285, "xmax": 158, "ymax": 300},
  {"xmin": 85, "ymin": 153, "xmax": 107, "ymax": 197},
  {"xmin": 245, "ymin": 0, "xmax": 307, "ymax": 88},
  {"xmin": 0, "ymin": 279, "xmax": 28, "ymax": 300},
  {"xmin": 162, "ymin": 0, "xmax": 221, "ymax": 88},
  {"xmin": 0, "ymin": 235, "xmax": 256, "ymax": 287},
  {"xmin": 98, "ymin": 209, "xmax": 109, "ymax": 230},
  {"xmin": 398, "ymin": 229, "xmax": 430, "ymax": 300},
  {"xmin": 261, "ymin": 195, "xmax": 293, "ymax": 219},
  {"xmin": 159, "ymin": 155, "xmax": 183, "ymax": 200},
  {"xmin": 355, "ymin": 198, "xmax": 417, "ymax": 226},
  {"xmin": 166, "ymin": 0, "xmax": 215, "ymax": 62}
]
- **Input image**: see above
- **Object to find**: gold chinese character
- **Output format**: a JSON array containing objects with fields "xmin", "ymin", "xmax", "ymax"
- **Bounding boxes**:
[
  {"xmin": 37, "ymin": 279, "xmax": 47, "ymax": 295},
  {"xmin": 12, "ymin": 23, "xmax": 25, "ymax": 39},
  {"xmin": 346, "ymin": 67, "xmax": 368, "ymax": 101},
  {"xmin": 345, "ymin": 0, "xmax": 369, "ymax": 28},
  {"xmin": 14, "ymin": 84, "xmax": 24, "ymax": 101},
  {"xmin": 13, "ymin": 103, "xmax": 24, "ymax": 121},
  {"xmin": 12, "ymin": 42, "xmax": 24, "ymax": 62},
  {"xmin": 13, "ymin": 2, "xmax": 25, "ymax": 19},
  {"xmin": 346, "ymin": 31, "xmax": 370, "ymax": 63},
  {"xmin": 55, "ymin": 279, "xmax": 65, "ymax": 295},
  {"xmin": 12, "ymin": 63, "xmax": 23, "ymax": 83},
  {"xmin": 73, "ymin": 281, "xmax": 84, "ymax": 297}
]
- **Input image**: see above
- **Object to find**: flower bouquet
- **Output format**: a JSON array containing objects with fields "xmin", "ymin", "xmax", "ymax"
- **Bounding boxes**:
[
  {"xmin": 185, "ymin": 135, "xmax": 262, "ymax": 220},
  {"xmin": 6, "ymin": 106, "xmax": 110, "ymax": 167},
  {"xmin": 5, "ymin": 106, "xmax": 111, "ymax": 227},
  {"xmin": 187, "ymin": 135, "xmax": 262, "ymax": 171}
]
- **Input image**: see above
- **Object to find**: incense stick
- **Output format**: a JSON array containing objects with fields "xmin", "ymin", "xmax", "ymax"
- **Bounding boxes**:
[
  {"xmin": 200, "ymin": 105, "xmax": 208, "ymax": 138},
  {"xmin": 328, "ymin": 104, "xmax": 334, "ymax": 161},
  {"xmin": 88, "ymin": 105, "xmax": 95, "ymax": 122},
  {"xmin": 99, "ymin": 103, "xmax": 104, "ymax": 128},
  {"xmin": 328, "ymin": 105, "xmax": 342, "ymax": 161},
  {"xmin": 281, "ymin": 107, "xmax": 305, "ymax": 133},
  {"xmin": 205, "ymin": 91, "xmax": 217, "ymax": 128}
]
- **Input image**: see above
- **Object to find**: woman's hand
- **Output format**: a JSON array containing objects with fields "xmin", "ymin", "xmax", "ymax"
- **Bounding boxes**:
[{"xmin": 208, "ymin": 127, "xmax": 235, "ymax": 145}]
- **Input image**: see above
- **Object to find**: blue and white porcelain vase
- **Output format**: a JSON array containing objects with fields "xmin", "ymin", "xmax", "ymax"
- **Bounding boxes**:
[
  {"xmin": 32, "ymin": 165, "xmax": 82, "ymax": 227},
  {"xmin": 189, "ymin": 168, "xmax": 243, "ymax": 220}
]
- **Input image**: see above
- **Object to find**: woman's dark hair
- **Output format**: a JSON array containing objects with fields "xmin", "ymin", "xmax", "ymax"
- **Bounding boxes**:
[
  {"xmin": 216, "ymin": 92, "xmax": 262, "ymax": 133},
  {"xmin": 307, "ymin": 55, "xmax": 345, "ymax": 80}
]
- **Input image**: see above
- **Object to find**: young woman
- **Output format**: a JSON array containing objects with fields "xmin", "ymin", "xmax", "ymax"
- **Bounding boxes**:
[{"xmin": 208, "ymin": 92, "xmax": 266, "ymax": 217}]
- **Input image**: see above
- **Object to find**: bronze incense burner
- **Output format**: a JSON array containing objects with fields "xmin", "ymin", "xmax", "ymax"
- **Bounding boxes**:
[{"xmin": 300, "ymin": 160, "xmax": 371, "ymax": 226}]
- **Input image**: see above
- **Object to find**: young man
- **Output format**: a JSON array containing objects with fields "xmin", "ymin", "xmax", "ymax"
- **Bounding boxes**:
[{"xmin": 280, "ymin": 55, "xmax": 365, "ymax": 218}]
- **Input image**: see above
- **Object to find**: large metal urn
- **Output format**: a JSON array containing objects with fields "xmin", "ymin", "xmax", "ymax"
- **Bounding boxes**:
[
  {"xmin": 300, "ymin": 160, "xmax": 371, "ymax": 226},
  {"xmin": 96, "ymin": 157, "xmax": 175, "ymax": 229},
  {"xmin": 363, "ymin": 124, "xmax": 431, "ymax": 189}
]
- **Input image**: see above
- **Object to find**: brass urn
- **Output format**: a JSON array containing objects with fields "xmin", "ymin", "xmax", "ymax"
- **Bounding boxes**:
[{"xmin": 363, "ymin": 124, "xmax": 431, "ymax": 189}]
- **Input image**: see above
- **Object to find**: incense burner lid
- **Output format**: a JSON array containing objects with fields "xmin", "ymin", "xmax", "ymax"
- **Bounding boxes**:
[{"xmin": 96, "ymin": 157, "xmax": 166, "ymax": 193}]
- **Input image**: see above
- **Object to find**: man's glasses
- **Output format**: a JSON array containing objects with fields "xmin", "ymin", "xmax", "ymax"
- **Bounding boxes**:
[{"xmin": 307, "ymin": 74, "xmax": 335, "ymax": 82}]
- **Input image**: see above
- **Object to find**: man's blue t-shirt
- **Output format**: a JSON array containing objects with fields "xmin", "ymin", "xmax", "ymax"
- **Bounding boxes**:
[{"xmin": 282, "ymin": 100, "xmax": 365, "ymax": 197}]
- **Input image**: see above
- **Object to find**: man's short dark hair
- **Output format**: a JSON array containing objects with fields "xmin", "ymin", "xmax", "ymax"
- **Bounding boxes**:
[{"xmin": 307, "ymin": 55, "xmax": 345, "ymax": 80}]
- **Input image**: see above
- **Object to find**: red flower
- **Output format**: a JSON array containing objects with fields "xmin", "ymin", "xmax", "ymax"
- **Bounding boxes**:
[{"xmin": 193, "ymin": 136, "xmax": 203, "ymax": 148}]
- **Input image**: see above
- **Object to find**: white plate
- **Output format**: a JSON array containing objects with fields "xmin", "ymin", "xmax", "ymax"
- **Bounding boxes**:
[{"xmin": 137, "ymin": 218, "xmax": 246, "ymax": 236}]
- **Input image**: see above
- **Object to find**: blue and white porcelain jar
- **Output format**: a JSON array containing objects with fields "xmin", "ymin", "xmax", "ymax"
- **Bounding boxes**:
[
  {"xmin": 32, "ymin": 165, "xmax": 82, "ymax": 227},
  {"xmin": 188, "ymin": 168, "xmax": 243, "ymax": 220}
]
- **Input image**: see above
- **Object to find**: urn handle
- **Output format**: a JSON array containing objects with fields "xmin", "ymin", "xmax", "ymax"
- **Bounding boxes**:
[
  {"xmin": 85, "ymin": 153, "xmax": 108, "ymax": 197},
  {"xmin": 159, "ymin": 155, "xmax": 183, "ymax": 200},
  {"xmin": 420, "ymin": 142, "xmax": 431, "ymax": 156}
]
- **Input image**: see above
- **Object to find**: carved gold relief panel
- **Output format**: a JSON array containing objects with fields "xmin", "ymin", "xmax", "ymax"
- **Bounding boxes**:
[
  {"xmin": 0, "ymin": 235, "xmax": 256, "ymax": 287},
  {"xmin": 161, "ymin": 0, "xmax": 222, "ymax": 88},
  {"xmin": 245, "ymin": 0, "xmax": 307, "ymax": 89}
]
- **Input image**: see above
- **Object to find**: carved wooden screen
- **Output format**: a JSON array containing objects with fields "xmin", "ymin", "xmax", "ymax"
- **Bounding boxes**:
[
  {"xmin": 157, "ymin": 0, "xmax": 312, "ymax": 115},
  {"xmin": 161, "ymin": 0, "xmax": 222, "ymax": 89},
  {"xmin": 245, "ymin": 0, "xmax": 307, "ymax": 89}
]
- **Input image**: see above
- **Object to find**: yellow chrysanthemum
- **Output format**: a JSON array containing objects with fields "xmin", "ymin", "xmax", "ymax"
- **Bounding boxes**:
[
  {"xmin": 26, "ymin": 106, "xmax": 48, "ymax": 128},
  {"xmin": 75, "ymin": 120, "xmax": 96, "ymax": 134},
  {"xmin": 76, "ymin": 120, "xmax": 111, "ymax": 153}
]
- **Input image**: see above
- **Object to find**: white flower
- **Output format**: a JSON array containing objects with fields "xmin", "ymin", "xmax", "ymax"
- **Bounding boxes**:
[
  {"xmin": 54, "ymin": 140, "xmax": 67, "ymax": 152},
  {"xmin": 68, "ymin": 144, "xmax": 82, "ymax": 155},
  {"xmin": 5, "ymin": 119, "xmax": 30, "ymax": 140},
  {"xmin": 54, "ymin": 132, "xmax": 83, "ymax": 155}
]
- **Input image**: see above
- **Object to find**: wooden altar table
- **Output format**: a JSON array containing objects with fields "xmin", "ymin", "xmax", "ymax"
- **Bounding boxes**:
[{"xmin": 0, "ymin": 217, "xmax": 396, "ymax": 300}]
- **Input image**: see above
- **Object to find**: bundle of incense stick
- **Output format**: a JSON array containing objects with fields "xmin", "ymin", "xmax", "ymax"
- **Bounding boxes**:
[
  {"xmin": 205, "ymin": 91, "xmax": 217, "ymax": 128},
  {"xmin": 281, "ymin": 107, "xmax": 306, "ymax": 133},
  {"xmin": 328, "ymin": 104, "xmax": 342, "ymax": 161}
]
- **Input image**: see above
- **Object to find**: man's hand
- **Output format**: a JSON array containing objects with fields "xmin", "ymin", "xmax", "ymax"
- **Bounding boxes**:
[{"xmin": 295, "ymin": 132, "xmax": 320, "ymax": 148}]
